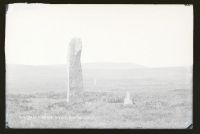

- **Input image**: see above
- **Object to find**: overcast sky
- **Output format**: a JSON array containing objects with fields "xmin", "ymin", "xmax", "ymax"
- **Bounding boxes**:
[{"xmin": 5, "ymin": 4, "xmax": 193, "ymax": 67}]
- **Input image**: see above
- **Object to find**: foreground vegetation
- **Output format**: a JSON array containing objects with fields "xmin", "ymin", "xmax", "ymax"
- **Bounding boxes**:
[{"xmin": 6, "ymin": 88, "xmax": 192, "ymax": 128}]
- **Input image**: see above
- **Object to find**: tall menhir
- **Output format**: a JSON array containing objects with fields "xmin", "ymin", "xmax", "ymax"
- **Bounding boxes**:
[{"xmin": 67, "ymin": 37, "xmax": 83, "ymax": 102}]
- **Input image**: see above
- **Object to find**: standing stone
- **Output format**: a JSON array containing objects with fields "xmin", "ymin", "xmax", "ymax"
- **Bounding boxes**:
[{"xmin": 67, "ymin": 37, "xmax": 83, "ymax": 100}]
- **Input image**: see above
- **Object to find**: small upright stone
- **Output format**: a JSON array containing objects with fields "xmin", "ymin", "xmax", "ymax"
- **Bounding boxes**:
[{"xmin": 123, "ymin": 91, "xmax": 133, "ymax": 105}]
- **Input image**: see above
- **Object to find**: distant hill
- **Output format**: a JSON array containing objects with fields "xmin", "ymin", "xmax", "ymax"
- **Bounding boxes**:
[
  {"xmin": 6, "ymin": 62, "xmax": 147, "ymax": 71},
  {"xmin": 5, "ymin": 63, "xmax": 192, "ymax": 94},
  {"xmin": 82, "ymin": 62, "xmax": 147, "ymax": 70},
  {"xmin": 6, "ymin": 63, "xmax": 192, "ymax": 71}
]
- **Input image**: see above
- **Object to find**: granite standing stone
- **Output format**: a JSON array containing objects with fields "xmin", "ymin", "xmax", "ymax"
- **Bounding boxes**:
[{"xmin": 67, "ymin": 38, "xmax": 83, "ymax": 102}]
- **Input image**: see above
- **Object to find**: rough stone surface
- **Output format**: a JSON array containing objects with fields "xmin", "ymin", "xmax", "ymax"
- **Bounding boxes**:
[{"xmin": 68, "ymin": 37, "xmax": 83, "ymax": 92}]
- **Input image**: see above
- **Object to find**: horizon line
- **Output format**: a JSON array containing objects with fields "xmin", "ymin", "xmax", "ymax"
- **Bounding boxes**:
[{"xmin": 6, "ymin": 62, "xmax": 193, "ymax": 68}]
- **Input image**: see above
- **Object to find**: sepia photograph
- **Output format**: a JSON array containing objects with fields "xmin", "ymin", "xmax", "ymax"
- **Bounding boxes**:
[{"xmin": 5, "ymin": 4, "xmax": 193, "ymax": 129}]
